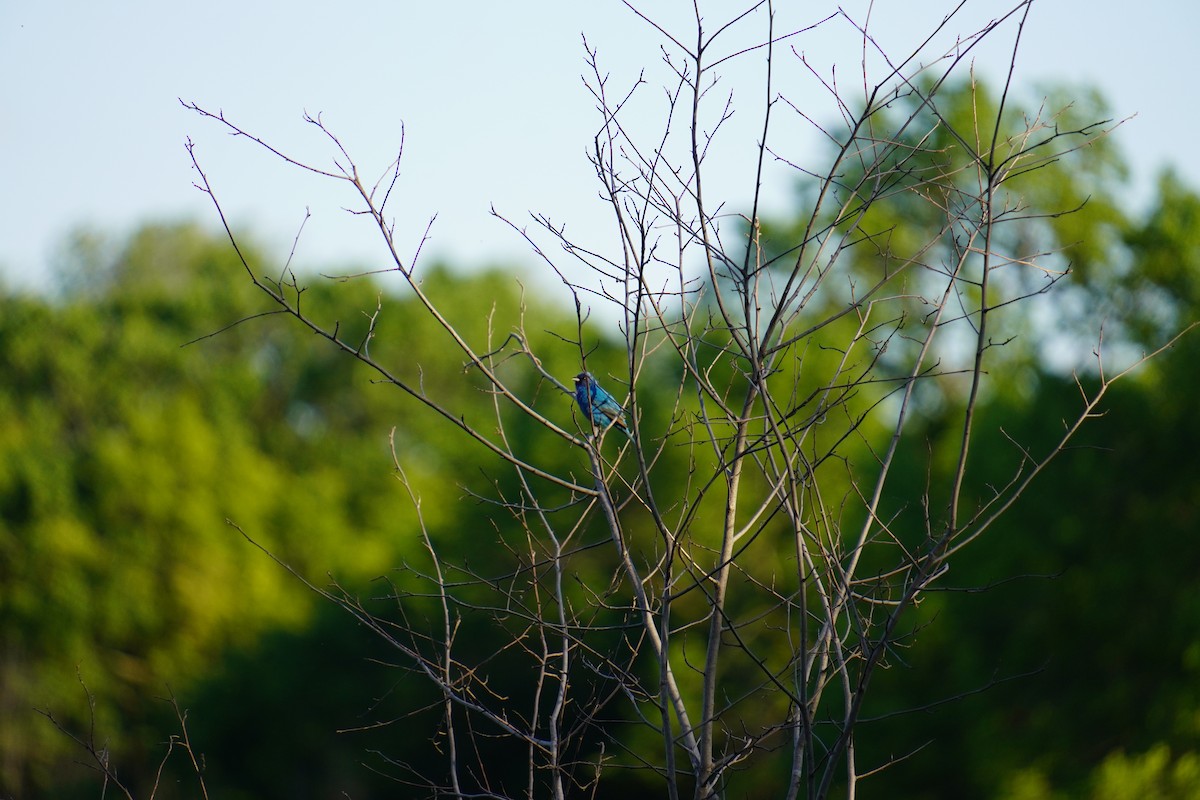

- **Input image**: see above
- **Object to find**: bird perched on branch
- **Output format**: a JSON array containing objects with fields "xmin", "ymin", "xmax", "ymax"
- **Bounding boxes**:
[{"xmin": 573, "ymin": 372, "xmax": 629, "ymax": 436}]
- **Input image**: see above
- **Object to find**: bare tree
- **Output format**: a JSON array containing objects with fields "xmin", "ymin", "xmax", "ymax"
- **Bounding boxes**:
[
  {"xmin": 182, "ymin": 2, "xmax": 1191, "ymax": 798},
  {"xmin": 39, "ymin": 677, "xmax": 210, "ymax": 800}
]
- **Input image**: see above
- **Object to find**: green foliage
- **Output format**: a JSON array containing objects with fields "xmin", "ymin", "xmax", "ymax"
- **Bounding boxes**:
[
  {"xmin": 1001, "ymin": 745, "xmax": 1200, "ymax": 800},
  {"xmin": 1091, "ymin": 746, "xmax": 1200, "ymax": 800},
  {"xmin": 1127, "ymin": 170, "xmax": 1200, "ymax": 298}
]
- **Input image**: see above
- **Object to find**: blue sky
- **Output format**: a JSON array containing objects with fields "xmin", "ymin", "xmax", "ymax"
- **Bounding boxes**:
[{"xmin": 2, "ymin": 1, "xmax": 1196, "ymax": 291}]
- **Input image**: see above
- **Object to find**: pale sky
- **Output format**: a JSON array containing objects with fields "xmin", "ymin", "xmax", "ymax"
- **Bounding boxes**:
[{"xmin": 2, "ymin": 1, "xmax": 1195, "ymax": 292}]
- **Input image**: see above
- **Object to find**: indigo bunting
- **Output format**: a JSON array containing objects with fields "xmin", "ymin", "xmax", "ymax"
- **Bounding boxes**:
[{"xmin": 573, "ymin": 372, "xmax": 629, "ymax": 435}]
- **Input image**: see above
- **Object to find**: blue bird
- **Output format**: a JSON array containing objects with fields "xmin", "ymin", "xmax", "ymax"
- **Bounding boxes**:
[{"xmin": 573, "ymin": 372, "xmax": 630, "ymax": 436}]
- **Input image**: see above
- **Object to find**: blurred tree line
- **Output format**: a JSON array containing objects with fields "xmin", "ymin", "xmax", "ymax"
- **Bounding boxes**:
[{"xmin": 2, "ymin": 80, "xmax": 1199, "ymax": 798}]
